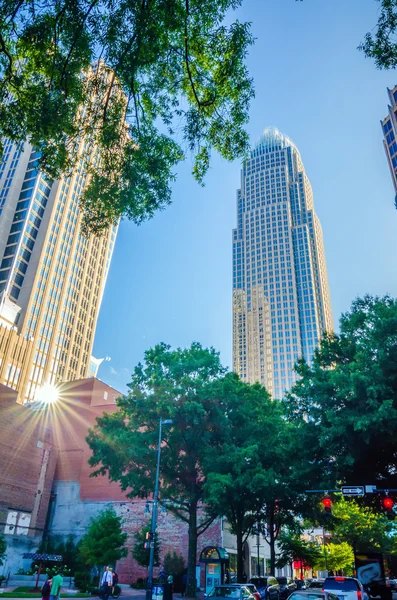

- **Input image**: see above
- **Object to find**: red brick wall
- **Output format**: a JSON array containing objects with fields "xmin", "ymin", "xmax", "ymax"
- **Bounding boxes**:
[
  {"xmin": 114, "ymin": 503, "xmax": 222, "ymax": 585},
  {"xmin": 0, "ymin": 384, "xmax": 58, "ymax": 535},
  {"xmin": 54, "ymin": 378, "xmax": 127, "ymax": 501}
]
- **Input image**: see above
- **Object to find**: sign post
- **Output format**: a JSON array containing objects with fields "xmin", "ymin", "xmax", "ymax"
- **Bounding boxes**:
[{"xmin": 341, "ymin": 486, "xmax": 365, "ymax": 497}]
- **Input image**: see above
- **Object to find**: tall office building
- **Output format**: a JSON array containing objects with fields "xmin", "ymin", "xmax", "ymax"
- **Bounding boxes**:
[
  {"xmin": 0, "ymin": 69, "xmax": 119, "ymax": 403},
  {"xmin": 381, "ymin": 85, "xmax": 397, "ymax": 195},
  {"xmin": 232, "ymin": 127, "xmax": 333, "ymax": 398}
]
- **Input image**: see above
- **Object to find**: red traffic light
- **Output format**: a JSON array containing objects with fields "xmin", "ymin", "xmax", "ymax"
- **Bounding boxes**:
[
  {"xmin": 383, "ymin": 497, "xmax": 394, "ymax": 510},
  {"xmin": 322, "ymin": 497, "xmax": 332, "ymax": 508}
]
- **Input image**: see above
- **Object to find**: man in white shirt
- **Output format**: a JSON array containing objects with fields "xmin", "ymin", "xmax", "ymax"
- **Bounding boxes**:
[{"xmin": 101, "ymin": 566, "xmax": 113, "ymax": 600}]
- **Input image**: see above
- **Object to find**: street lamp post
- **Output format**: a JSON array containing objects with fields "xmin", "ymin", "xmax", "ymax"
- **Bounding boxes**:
[{"xmin": 146, "ymin": 418, "xmax": 173, "ymax": 600}]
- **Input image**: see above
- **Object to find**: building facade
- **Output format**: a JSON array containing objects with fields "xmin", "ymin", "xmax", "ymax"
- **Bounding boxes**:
[
  {"xmin": 0, "ymin": 95, "xmax": 118, "ymax": 403},
  {"xmin": 232, "ymin": 127, "xmax": 333, "ymax": 398},
  {"xmin": 381, "ymin": 85, "xmax": 397, "ymax": 195}
]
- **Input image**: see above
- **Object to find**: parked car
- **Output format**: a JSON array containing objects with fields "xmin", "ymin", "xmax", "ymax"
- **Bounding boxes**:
[
  {"xmin": 288, "ymin": 591, "xmax": 340, "ymax": 600},
  {"xmin": 295, "ymin": 581, "xmax": 306, "ymax": 591},
  {"xmin": 306, "ymin": 581, "xmax": 325, "ymax": 590},
  {"xmin": 245, "ymin": 584, "xmax": 262, "ymax": 600},
  {"xmin": 249, "ymin": 577, "xmax": 280, "ymax": 600},
  {"xmin": 277, "ymin": 577, "xmax": 298, "ymax": 600},
  {"xmin": 387, "ymin": 579, "xmax": 397, "ymax": 591},
  {"xmin": 322, "ymin": 576, "xmax": 369, "ymax": 600},
  {"xmin": 207, "ymin": 585, "xmax": 257, "ymax": 600}
]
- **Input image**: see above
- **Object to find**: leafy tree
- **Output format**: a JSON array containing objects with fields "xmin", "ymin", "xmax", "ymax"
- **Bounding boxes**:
[
  {"xmin": 360, "ymin": 0, "xmax": 397, "ymax": 69},
  {"xmin": 0, "ymin": 534, "xmax": 6, "ymax": 566},
  {"xmin": 0, "ymin": 0, "xmax": 254, "ymax": 234},
  {"xmin": 286, "ymin": 295, "xmax": 397, "ymax": 487},
  {"xmin": 38, "ymin": 534, "xmax": 79, "ymax": 573},
  {"xmin": 275, "ymin": 528, "xmax": 322, "ymax": 575},
  {"xmin": 314, "ymin": 542, "xmax": 354, "ymax": 575},
  {"xmin": 331, "ymin": 498, "xmax": 394, "ymax": 554},
  {"xmin": 163, "ymin": 550, "xmax": 186, "ymax": 578},
  {"xmin": 87, "ymin": 342, "xmax": 232, "ymax": 598},
  {"xmin": 132, "ymin": 522, "xmax": 160, "ymax": 569},
  {"xmin": 203, "ymin": 379, "xmax": 286, "ymax": 580},
  {"xmin": 204, "ymin": 377, "xmax": 324, "ymax": 577},
  {"xmin": 79, "ymin": 507, "xmax": 128, "ymax": 569}
]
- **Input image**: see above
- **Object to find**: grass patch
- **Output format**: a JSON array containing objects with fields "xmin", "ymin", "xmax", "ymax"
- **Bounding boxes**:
[{"xmin": 0, "ymin": 589, "xmax": 91, "ymax": 598}]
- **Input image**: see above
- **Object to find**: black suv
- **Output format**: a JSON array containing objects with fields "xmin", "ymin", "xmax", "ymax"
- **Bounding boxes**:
[{"xmin": 249, "ymin": 577, "xmax": 280, "ymax": 600}]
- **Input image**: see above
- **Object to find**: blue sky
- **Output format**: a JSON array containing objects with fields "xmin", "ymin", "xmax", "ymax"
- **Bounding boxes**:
[{"xmin": 93, "ymin": 0, "xmax": 397, "ymax": 392}]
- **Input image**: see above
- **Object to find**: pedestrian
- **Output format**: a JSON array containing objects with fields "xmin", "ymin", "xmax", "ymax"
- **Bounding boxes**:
[
  {"xmin": 182, "ymin": 572, "xmax": 187, "ymax": 597},
  {"xmin": 49, "ymin": 571, "xmax": 63, "ymax": 600},
  {"xmin": 100, "ymin": 566, "xmax": 113, "ymax": 600},
  {"xmin": 41, "ymin": 576, "xmax": 52, "ymax": 600},
  {"xmin": 112, "ymin": 570, "xmax": 119, "ymax": 588}
]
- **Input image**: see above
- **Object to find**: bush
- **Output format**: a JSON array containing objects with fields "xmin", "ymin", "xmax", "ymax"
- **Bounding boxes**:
[
  {"xmin": 163, "ymin": 551, "xmax": 185, "ymax": 577},
  {"xmin": 130, "ymin": 578, "xmax": 146, "ymax": 589},
  {"xmin": 74, "ymin": 571, "xmax": 92, "ymax": 593}
]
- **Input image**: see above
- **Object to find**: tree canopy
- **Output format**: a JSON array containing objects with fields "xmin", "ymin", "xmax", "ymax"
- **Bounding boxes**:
[
  {"xmin": 330, "ymin": 498, "xmax": 394, "ymax": 554},
  {"xmin": 78, "ymin": 506, "xmax": 128, "ymax": 568},
  {"xmin": 285, "ymin": 295, "xmax": 397, "ymax": 487},
  {"xmin": 202, "ymin": 378, "xmax": 281, "ymax": 580},
  {"xmin": 275, "ymin": 528, "xmax": 322, "ymax": 571},
  {"xmin": 313, "ymin": 542, "xmax": 354, "ymax": 575},
  {"xmin": 0, "ymin": 534, "xmax": 6, "ymax": 566},
  {"xmin": 87, "ymin": 342, "xmax": 229, "ymax": 597},
  {"xmin": 132, "ymin": 521, "xmax": 160, "ymax": 569},
  {"xmin": 360, "ymin": 0, "xmax": 397, "ymax": 69},
  {"xmin": 0, "ymin": 0, "xmax": 254, "ymax": 234}
]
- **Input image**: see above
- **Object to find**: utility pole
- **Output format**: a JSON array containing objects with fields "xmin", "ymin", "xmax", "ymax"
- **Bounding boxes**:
[{"xmin": 146, "ymin": 419, "xmax": 173, "ymax": 600}]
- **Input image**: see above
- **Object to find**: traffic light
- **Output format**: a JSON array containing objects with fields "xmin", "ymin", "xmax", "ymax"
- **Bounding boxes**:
[
  {"xmin": 322, "ymin": 497, "xmax": 332, "ymax": 516},
  {"xmin": 144, "ymin": 531, "xmax": 152, "ymax": 549},
  {"xmin": 382, "ymin": 497, "xmax": 395, "ymax": 520}
]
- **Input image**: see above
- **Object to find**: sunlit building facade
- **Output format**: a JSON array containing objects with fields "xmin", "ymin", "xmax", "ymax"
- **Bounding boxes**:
[
  {"xmin": 0, "ymin": 71, "xmax": 118, "ymax": 403},
  {"xmin": 381, "ymin": 85, "xmax": 397, "ymax": 195},
  {"xmin": 232, "ymin": 127, "xmax": 333, "ymax": 398}
]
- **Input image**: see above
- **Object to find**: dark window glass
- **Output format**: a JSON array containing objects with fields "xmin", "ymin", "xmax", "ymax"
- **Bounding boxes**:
[
  {"xmin": 19, "ymin": 188, "xmax": 34, "ymax": 200},
  {"xmin": 13, "ymin": 273, "xmax": 24, "ymax": 287},
  {"xmin": 29, "ymin": 214, "xmax": 41, "ymax": 229},
  {"xmin": 4, "ymin": 245, "xmax": 16, "ymax": 257},
  {"xmin": 0, "ymin": 258, "xmax": 13, "ymax": 269},
  {"xmin": 323, "ymin": 580, "xmax": 359, "ymax": 592},
  {"xmin": 16, "ymin": 260, "xmax": 27, "ymax": 274},
  {"xmin": 21, "ymin": 179, "xmax": 36, "ymax": 191},
  {"xmin": 10, "ymin": 222, "xmax": 23, "ymax": 233},
  {"xmin": 26, "ymin": 225, "xmax": 38, "ymax": 239},
  {"xmin": 10, "ymin": 285, "xmax": 20, "ymax": 300},
  {"xmin": 24, "ymin": 237, "xmax": 34, "ymax": 251},
  {"xmin": 0, "ymin": 269, "xmax": 10, "ymax": 282},
  {"xmin": 14, "ymin": 209, "xmax": 27, "ymax": 222},
  {"xmin": 0, "ymin": 282, "xmax": 5, "ymax": 293},
  {"xmin": 7, "ymin": 232, "xmax": 21, "ymax": 245},
  {"xmin": 20, "ymin": 248, "xmax": 31, "ymax": 263},
  {"xmin": 16, "ymin": 200, "xmax": 30, "ymax": 211}
]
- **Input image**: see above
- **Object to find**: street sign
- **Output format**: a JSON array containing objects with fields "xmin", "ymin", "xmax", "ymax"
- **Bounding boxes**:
[{"xmin": 341, "ymin": 486, "xmax": 365, "ymax": 496}]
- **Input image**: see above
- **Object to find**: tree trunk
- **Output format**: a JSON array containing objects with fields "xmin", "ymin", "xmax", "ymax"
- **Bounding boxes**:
[
  {"xmin": 269, "ymin": 510, "xmax": 276, "ymax": 575},
  {"xmin": 186, "ymin": 500, "xmax": 198, "ymax": 599},
  {"xmin": 236, "ymin": 529, "xmax": 245, "ymax": 583}
]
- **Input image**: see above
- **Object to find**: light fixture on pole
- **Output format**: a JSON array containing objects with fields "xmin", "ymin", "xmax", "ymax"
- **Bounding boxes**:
[{"xmin": 146, "ymin": 418, "xmax": 173, "ymax": 600}]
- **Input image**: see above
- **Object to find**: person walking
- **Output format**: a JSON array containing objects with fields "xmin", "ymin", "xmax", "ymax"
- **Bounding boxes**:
[
  {"xmin": 50, "ymin": 572, "xmax": 63, "ymax": 600},
  {"xmin": 41, "ymin": 576, "xmax": 52, "ymax": 600},
  {"xmin": 101, "ymin": 566, "xmax": 113, "ymax": 600}
]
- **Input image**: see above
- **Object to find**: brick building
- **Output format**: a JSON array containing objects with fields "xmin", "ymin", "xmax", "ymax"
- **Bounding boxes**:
[
  {"xmin": 0, "ymin": 383, "xmax": 58, "ymax": 573},
  {"xmin": 0, "ymin": 378, "xmax": 222, "ymax": 583}
]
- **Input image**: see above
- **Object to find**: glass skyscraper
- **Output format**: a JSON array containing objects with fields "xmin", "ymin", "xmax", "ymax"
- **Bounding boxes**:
[
  {"xmin": 232, "ymin": 127, "xmax": 333, "ymax": 398},
  {"xmin": 0, "ymin": 67, "xmax": 118, "ymax": 403},
  {"xmin": 381, "ymin": 85, "xmax": 397, "ymax": 195}
]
